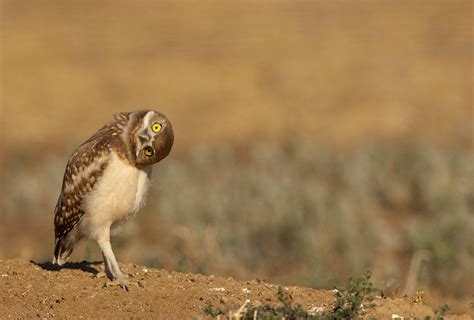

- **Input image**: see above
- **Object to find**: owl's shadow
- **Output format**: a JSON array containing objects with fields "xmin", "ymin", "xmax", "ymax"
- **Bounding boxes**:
[{"xmin": 33, "ymin": 260, "xmax": 102, "ymax": 275}]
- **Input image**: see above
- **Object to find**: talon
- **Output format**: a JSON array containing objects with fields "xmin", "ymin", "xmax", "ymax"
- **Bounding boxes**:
[
  {"xmin": 116, "ymin": 276, "xmax": 129, "ymax": 291},
  {"xmin": 103, "ymin": 278, "xmax": 129, "ymax": 291}
]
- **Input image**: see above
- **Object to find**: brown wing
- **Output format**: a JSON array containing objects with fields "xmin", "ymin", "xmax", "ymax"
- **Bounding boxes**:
[
  {"xmin": 54, "ymin": 147, "xmax": 109, "ymax": 237},
  {"xmin": 53, "ymin": 126, "xmax": 115, "ymax": 262},
  {"xmin": 53, "ymin": 113, "xmax": 134, "ymax": 263}
]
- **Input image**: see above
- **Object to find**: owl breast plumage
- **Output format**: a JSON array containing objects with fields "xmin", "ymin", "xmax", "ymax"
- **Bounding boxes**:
[
  {"xmin": 53, "ymin": 110, "xmax": 173, "ymax": 266},
  {"xmin": 81, "ymin": 152, "xmax": 152, "ymax": 239}
]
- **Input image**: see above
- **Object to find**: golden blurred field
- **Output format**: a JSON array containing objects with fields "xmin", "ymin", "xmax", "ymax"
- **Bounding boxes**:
[
  {"xmin": 1, "ymin": 0, "xmax": 473, "ymax": 314},
  {"xmin": 1, "ymin": 0, "xmax": 472, "ymax": 152}
]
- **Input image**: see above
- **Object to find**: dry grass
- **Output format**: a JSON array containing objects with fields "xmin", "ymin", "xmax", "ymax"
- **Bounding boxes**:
[
  {"xmin": 0, "ymin": 0, "xmax": 472, "ymax": 314},
  {"xmin": 1, "ymin": 140, "xmax": 473, "ymax": 313},
  {"xmin": 1, "ymin": 0, "xmax": 472, "ymax": 153}
]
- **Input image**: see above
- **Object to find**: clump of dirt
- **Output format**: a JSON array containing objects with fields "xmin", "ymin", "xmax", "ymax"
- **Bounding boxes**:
[{"xmin": 0, "ymin": 259, "xmax": 470, "ymax": 319}]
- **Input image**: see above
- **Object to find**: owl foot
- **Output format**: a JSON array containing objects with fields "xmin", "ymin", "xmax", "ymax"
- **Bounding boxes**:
[{"xmin": 103, "ymin": 277, "xmax": 129, "ymax": 291}]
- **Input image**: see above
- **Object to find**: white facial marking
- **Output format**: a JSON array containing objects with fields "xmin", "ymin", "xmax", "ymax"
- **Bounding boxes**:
[
  {"xmin": 135, "ymin": 111, "xmax": 156, "ymax": 157},
  {"xmin": 142, "ymin": 111, "xmax": 155, "ymax": 132}
]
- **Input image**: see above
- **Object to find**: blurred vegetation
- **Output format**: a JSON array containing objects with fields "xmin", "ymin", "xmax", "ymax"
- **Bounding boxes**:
[
  {"xmin": 1, "ymin": 0, "xmax": 472, "ymax": 314},
  {"xmin": 427, "ymin": 304, "xmax": 452, "ymax": 320},
  {"xmin": 1, "ymin": 0, "xmax": 472, "ymax": 152},
  {"xmin": 146, "ymin": 140, "xmax": 473, "ymax": 297},
  {"xmin": 2, "ymin": 140, "xmax": 472, "ymax": 303}
]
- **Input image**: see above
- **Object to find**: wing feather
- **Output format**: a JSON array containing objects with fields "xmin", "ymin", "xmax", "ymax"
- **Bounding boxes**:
[
  {"xmin": 53, "ymin": 131, "xmax": 112, "ymax": 260},
  {"xmin": 53, "ymin": 114, "xmax": 132, "ymax": 263}
]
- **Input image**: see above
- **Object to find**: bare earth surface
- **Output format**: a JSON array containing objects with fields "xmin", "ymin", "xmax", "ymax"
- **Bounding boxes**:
[{"xmin": 0, "ymin": 259, "xmax": 470, "ymax": 319}]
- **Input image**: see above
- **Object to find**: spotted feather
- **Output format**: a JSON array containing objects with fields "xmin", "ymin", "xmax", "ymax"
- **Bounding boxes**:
[{"xmin": 52, "ymin": 110, "xmax": 173, "ymax": 290}]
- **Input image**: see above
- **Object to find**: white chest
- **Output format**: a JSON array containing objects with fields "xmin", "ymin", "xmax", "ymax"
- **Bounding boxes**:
[{"xmin": 83, "ymin": 153, "xmax": 152, "ymax": 237}]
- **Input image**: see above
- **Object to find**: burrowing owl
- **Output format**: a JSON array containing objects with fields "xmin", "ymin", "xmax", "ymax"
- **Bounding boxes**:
[{"xmin": 53, "ymin": 110, "xmax": 173, "ymax": 290}]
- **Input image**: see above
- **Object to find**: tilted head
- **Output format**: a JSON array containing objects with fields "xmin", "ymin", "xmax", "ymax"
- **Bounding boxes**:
[
  {"xmin": 109, "ymin": 109, "xmax": 174, "ymax": 167},
  {"xmin": 129, "ymin": 110, "xmax": 174, "ymax": 167}
]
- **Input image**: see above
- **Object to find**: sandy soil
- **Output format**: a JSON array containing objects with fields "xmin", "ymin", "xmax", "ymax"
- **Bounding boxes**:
[{"xmin": 0, "ymin": 259, "xmax": 470, "ymax": 319}]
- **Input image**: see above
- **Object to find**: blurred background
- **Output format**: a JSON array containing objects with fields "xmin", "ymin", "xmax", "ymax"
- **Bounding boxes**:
[{"xmin": 1, "ymin": 0, "xmax": 472, "ymax": 313}]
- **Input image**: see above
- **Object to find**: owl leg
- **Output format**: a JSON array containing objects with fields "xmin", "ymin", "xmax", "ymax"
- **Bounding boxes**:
[
  {"xmin": 97, "ymin": 238, "xmax": 128, "ymax": 291},
  {"xmin": 95, "ymin": 252, "xmax": 113, "ymax": 280}
]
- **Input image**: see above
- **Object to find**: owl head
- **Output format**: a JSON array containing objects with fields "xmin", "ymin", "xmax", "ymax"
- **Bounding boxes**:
[{"xmin": 116, "ymin": 109, "xmax": 174, "ymax": 167}]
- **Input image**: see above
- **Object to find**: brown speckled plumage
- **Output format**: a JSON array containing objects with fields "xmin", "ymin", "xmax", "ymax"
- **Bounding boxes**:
[{"xmin": 53, "ymin": 109, "xmax": 173, "ymax": 289}]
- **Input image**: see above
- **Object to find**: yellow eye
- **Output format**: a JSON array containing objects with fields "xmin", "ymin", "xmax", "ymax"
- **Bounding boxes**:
[
  {"xmin": 144, "ymin": 146, "xmax": 154, "ymax": 157},
  {"xmin": 151, "ymin": 123, "xmax": 162, "ymax": 133}
]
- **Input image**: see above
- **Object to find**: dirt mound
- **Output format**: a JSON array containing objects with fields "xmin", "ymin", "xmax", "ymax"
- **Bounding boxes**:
[{"xmin": 0, "ymin": 259, "xmax": 470, "ymax": 319}]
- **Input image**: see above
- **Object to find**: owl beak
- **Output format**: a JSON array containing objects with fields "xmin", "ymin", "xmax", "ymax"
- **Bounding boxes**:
[{"xmin": 138, "ymin": 131, "xmax": 150, "ymax": 143}]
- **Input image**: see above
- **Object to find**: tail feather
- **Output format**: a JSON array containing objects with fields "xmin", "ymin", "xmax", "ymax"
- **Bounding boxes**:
[{"xmin": 53, "ymin": 233, "xmax": 78, "ymax": 265}]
